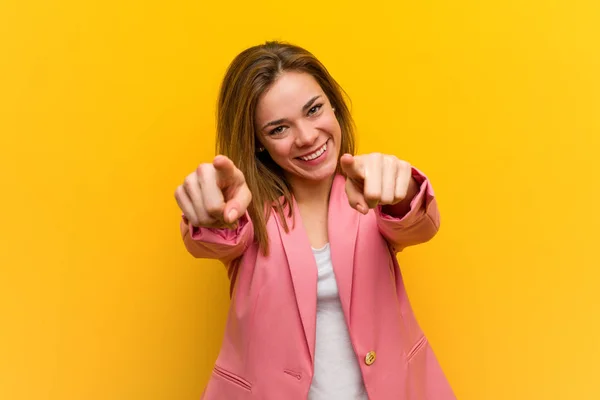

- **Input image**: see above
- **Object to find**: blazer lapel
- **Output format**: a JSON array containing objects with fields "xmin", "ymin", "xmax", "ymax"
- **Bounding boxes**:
[
  {"xmin": 274, "ymin": 175, "xmax": 360, "ymax": 363},
  {"xmin": 274, "ymin": 200, "xmax": 318, "ymax": 363},
  {"xmin": 327, "ymin": 174, "xmax": 360, "ymax": 325}
]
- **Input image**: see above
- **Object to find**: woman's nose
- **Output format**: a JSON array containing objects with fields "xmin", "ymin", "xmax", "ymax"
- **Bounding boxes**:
[{"xmin": 294, "ymin": 124, "xmax": 319, "ymax": 147}]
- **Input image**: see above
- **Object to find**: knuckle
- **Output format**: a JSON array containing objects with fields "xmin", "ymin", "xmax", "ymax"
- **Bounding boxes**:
[
  {"xmin": 397, "ymin": 187, "xmax": 408, "ymax": 198},
  {"xmin": 395, "ymin": 187, "xmax": 408, "ymax": 201},
  {"xmin": 183, "ymin": 178, "xmax": 196, "ymax": 192},
  {"xmin": 364, "ymin": 153, "xmax": 378, "ymax": 164},
  {"xmin": 381, "ymin": 193, "xmax": 394, "ymax": 203},
  {"xmin": 364, "ymin": 191, "xmax": 380, "ymax": 202},
  {"xmin": 393, "ymin": 195, "xmax": 405, "ymax": 204},
  {"xmin": 384, "ymin": 159, "xmax": 396, "ymax": 171},
  {"xmin": 174, "ymin": 185, "xmax": 183, "ymax": 199},
  {"xmin": 398, "ymin": 159, "xmax": 411, "ymax": 170},
  {"xmin": 196, "ymin": 163, "xmax": 214, "ymax": 178},
  {"xmin": 184, "ymin": 171, "xmax": 197, "ymax": 185}
]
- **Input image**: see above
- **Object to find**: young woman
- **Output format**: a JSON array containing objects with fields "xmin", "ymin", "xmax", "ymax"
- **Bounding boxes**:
[{"xmin": 175, "ymin": 41, "xmax": 456, "ymax": 400}]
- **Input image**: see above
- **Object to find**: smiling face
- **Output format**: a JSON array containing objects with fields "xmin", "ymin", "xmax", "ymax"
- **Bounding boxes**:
[{"xmin": 254, "ymin": 71, "xmax": 342, "ymax": 186}]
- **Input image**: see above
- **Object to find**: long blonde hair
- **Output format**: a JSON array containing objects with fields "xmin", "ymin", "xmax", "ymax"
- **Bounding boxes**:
[{"xmin": 216, "ymin": 41, "xmax": 356, "ymax": 255}]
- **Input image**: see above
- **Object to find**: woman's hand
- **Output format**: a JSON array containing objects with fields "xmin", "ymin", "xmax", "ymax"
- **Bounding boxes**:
[
  {"xmin": 175, "ymin": 155, "xmax": 252, "ymax": 228},
  {"xmin": 340, "ymin": 153, "xmax": 417, "ymax": 215}
]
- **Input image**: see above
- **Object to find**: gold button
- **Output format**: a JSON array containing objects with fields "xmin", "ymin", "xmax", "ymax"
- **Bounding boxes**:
[{"xmin": 365, "ymin": 350, "xmax": 376, "ymax": 366}]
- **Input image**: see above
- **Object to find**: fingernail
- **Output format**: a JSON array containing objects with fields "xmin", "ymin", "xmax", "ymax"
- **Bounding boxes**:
[
  {"xmin": 227, "ymin": 209, "xmax": 238, "ymax": 222},
  {"xmin": 356, "ymin": 204, "xmax": 367, "ymax": 214}
]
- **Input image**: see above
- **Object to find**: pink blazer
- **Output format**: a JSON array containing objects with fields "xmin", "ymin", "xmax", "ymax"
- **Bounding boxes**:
[{"xmin": 181, "ymin": 169, "xmax": 456, "ymax": 400}]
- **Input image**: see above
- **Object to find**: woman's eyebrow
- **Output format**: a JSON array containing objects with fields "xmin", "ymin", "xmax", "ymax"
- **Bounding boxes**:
[
  {"xmin": 302, "ymin": 95, "xmax": 321, "ymax": 112},
  {"xmin": 262, "ymin": 118, "xmax": 286, "ymax": 130},
  {"xmin": 261, "ymin": 95, "xmax": 322, "ymax": 131}
]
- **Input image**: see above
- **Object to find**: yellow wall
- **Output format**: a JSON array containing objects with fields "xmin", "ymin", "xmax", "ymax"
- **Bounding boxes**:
[{"xmin": 1, "ymin": 0, "xmax": 599, "ymax": 399}]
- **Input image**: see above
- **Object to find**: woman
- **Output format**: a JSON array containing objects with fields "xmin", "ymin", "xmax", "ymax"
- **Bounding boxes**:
[{"xmin": 175, "ymin": 41, "xmax": 456, "ymax": 400}]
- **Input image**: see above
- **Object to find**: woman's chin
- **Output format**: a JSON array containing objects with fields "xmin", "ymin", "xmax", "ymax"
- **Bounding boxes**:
[{"xmin": 300, "ymin": 164, "xmax": 337, "ymax": 182}]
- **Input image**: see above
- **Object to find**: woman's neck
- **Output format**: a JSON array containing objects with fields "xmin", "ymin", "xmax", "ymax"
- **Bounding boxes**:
[
  {"xmin": 287, "ymin": 173, "xmax": 335, "ymax": 209},
  {"xmin": 287, "ymin": 173, "xmax": 334, "ymax": 249}
]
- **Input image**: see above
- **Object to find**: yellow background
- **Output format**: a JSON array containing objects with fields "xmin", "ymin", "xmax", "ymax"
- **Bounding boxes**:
[{"xmin": 1, "ymin": 0, "xmax": 599, "ymax": 399}]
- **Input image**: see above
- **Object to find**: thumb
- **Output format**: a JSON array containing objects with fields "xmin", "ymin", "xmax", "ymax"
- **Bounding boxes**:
[
  {"xmin": 345, "ymin": 178, "xmax": 368, "ymax": 215},
  {"xmin": 223, "ymin": 183, "xmax": 252, "ymax": 224}
]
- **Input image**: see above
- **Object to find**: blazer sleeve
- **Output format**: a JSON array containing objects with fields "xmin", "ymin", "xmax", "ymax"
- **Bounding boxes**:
[
  {"xmin": 179, "ymin": 211, "xmax": 254, "ymax": 264},
  {"xmin": 375, "ymin": 167, "xmax": 441, "ymax": 252}
]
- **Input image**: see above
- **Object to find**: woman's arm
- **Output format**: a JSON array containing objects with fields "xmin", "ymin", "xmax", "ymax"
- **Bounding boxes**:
[
  {"xmin": 180, "ymin": 211, "xmax": 254, "ymax": 265},
  {"xmin": 376, "ymin": 167, "xmax": 440, "ymax": 252}
]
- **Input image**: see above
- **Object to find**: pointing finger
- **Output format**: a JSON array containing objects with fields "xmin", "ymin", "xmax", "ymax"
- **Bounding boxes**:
[
  {"xmin": 340, "ymin": 154, "xmax": 364, "ymax": 182},
  {"xmin": 213, "ymin": 155, "xmax": 241, "ymax": 188}
]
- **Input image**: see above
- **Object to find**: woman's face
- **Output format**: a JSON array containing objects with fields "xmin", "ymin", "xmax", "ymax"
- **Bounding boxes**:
[{"xmin": 254, "ymin": 71, "xmax": 342, "ymax": 184}]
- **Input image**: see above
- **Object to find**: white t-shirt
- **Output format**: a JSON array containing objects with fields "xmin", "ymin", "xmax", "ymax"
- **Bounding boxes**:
[{"xmin": 308, "ymin": 243, "xmax": 368, "ymax": 400}]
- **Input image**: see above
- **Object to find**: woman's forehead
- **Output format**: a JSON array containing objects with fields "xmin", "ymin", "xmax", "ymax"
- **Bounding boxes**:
[{"xmin": 256, "ymin": 72, "xmax": 325, "ymax": 119}]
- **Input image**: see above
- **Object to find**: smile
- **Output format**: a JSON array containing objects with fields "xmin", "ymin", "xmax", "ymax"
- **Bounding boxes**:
[{"xmin": 298, "ymin": 142, "xmax": 327, "ymax": 161}]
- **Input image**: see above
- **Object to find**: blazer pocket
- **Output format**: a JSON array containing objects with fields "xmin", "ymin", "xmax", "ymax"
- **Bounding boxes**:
[
  {"xmin": 212, "ymin": 365, "xmax": 252, "ymax": 392},
  {"xmin": 406, "ymin": 335, "xmax": 428, "ymax": 363}
]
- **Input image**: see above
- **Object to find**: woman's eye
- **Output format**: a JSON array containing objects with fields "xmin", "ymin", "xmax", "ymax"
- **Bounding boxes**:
[
  {"xmin": 270, "ymin": 126, "xmax": 286, "ymax": 135},
  {"xmin": 308, "ymin": 104, "xmax": 323, "ymax": 116}
]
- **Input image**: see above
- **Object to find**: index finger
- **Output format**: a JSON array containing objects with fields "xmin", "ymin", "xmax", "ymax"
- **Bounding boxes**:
[
  {"xmin": 213, "ymin": 155, "xmax": 240, "ymax": 188},
  {"xmin": 340, "ymin": 154, "xmax": 364, "ymax": 181}
]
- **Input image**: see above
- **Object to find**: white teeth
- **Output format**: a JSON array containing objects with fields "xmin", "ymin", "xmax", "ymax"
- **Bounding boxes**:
[{"xmin": 300, "ymin": 143, "xmax": 327, "ymax": 161}]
